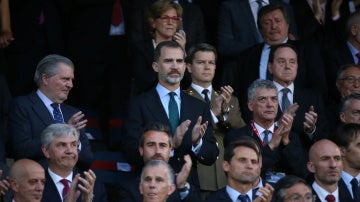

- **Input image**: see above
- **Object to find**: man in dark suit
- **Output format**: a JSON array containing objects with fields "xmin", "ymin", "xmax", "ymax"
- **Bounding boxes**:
[
  {"xmin": 40, "ymin": 123, "xmax": 107, "ymax": 202},
  {"xmin": 216, "ymin": 0, "xmax": 297, "ymax": 89},
  {"xmin": 185, "ymin": 43, "xmax": 245, "ymax": 198},
  {"xmin": 267, "ymin": 43, "xmax": 328, "ymax": 154},
  {"xmin": 9, "ymin": 159, "xmax": 45, "ymax": 202},
  {"xmin": 236, "ymin": 3, "xmax": 327, "ymax": 105},
  {"xmin": 307, "ymin": 139, "xmax": 346, "ymax": 202},
  {"xmin": 205, "ymin": 139, "xmax": 273, "ymax": 202},
  {"xmin": 324, "ymin": 12, "xmax": 360, "ymax": 104},
  {"xmin": 332, "ymin": 123, "xmax": 360, "ymax": 202},
  {"xmin": 122, "ymin": 41, "xmax": 219, "ymax": 191},
  {"xmin": 225, "ymin": 79, "xmax": 308, "ymax": 179},
  {"xmin": 118, "ymin": 122, "xmax": 200, "ymax": 201},
  {"xmin": 8, "ymin": 54, "xmax": 93, "ymax": 171}
]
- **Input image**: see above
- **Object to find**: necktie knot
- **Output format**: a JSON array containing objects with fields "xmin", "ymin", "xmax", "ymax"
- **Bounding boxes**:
[
  {"xmin": 202, "ymin": 89, "xmax": 210, "ymax": 106},
  {"xmin": 263, "ymin": 130, "xmax": 271, "ymax": 144},
  {"xmin": 60, "ymin": 179, "xmax": 69, "ymax": 198},
  {"xmin": 168, "ymin": 92, "xmax": 179, "ymax": 135},
  {"xmin": 51, "ymin": 103, "xmax": 64, "ymax": 123},
  {"xmin": 351, "ymin": 178, "xmax": 360, "ymax": 201},
  {"xmin": 238, "ymin": 194, "xmax": 250, "ymax": 202},
  {"xmin": 281, "ymin": 88, "xmax": 291, "ymax": 111},
  {"xmin": 325, "ymin": 194, "xmax": 335, "ymax": 202}
]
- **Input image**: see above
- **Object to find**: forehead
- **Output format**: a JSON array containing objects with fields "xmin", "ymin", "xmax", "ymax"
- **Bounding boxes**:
[
  {"xmin": 314, "ymin": 144, "xmax": 341, "ymax": 158},
  {"xmin": 52, "ymin": 135, "xmax": 77, "ymax": 144},
  {"xmin": 143, "ymin": 164, "xmax": 169, "ymax": 178},
  {"xmin": 159, "ymin": 47, "xmax": 184, "ymax": 60},
  {"xmin": 285, "ymin": 182, "xmax": 311, "ymax": 194},
  {"xmin": 233, "ymin": 146, "xmax": 258, "ymax": 159},
  {"xmin": 261, "ymin": 9, "xmax": 285, "ymax": 21},
  {"xmin": 193, "ymin": 51, "xmax": 215, "ymax": 60},
  {"xmin": 161, "ymin": 8, "xmax": 177, "ymax": 16},
  {"xmin": 274, "ymin": 47, "xmax": 296, "ymax": 58},
  {"xmin": 143, "ymin": 131, "xmax": 170, "ymax": 143},
  {"xmin": 341, "ymin": 67, "xmax": 360, "ymax": 76},
  {"xmin": 346, "ymin": 99, "xmax": 360, "ymax": 109},
  {"xmin": 255, "ymin": 88, "xmax": 277, "ymax": 97}
]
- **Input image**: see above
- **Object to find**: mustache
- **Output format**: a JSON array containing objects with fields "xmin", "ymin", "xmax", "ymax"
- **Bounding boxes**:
[{"xmin": 151, "ymin": 154, "xmax": 165, "ymax": 160}]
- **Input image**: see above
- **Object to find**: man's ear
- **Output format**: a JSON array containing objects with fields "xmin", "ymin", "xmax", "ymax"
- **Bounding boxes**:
[
  {"xmin": 248, "ymin": 100, "xmax": 254, "ymax": 112},
  {"xmin": 168, "ymin": 184, "xmax": 176, "ymax": 196},
  {"xmin": 186, "ymin": 63, "xmax": 192, "ymax": 74},
  {"xmin": 340, "ymin": 112, "xmax": 346, "ymax": 123},
  {"xmin": 307, "ymin": 161, "xmax": 315, "ymax": 174},
  {"xmin": 222, "ymin": 160, "xmax": 230, "ymax": 173},
  {"xmin": 10, "ymin": 179, "xmax": 19, "ymax": 192},
  {"xmin": 152, "ymin": 62, "xmax": 159, "ymax": 72},
  {"xmin": 41, "ymin": 145, "xmax": 50, "ymax": 159},
  {"xmin": 139, "ymin": 146, "xmax": 144, "ymax": 157}
]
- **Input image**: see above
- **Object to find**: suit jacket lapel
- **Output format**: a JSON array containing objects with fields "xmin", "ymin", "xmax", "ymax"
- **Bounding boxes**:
[
  {"xmin": 29, "ymin": 92, "xmax": 55, "ymax": 125},
  {"xmin": 146, "ymin": 88, "xmax": 171, "ymax": 124}
]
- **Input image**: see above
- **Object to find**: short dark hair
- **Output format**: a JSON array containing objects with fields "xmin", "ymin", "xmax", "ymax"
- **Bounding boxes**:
[
  {"xmin": 273, "ymin": 175, "xmax": 311, "ymax": 202},
  {"xmin": 139, "ymin": 122, "xmax": 172, "ymax": 147},
  {"xmin": 340, "ymin": 93, "xmax": 360, "ymax": 113},
  {"xmin": 257, "ymin": 3, "xmax": 290, "ymax": 30},
  {"xmin": 185, "ymin": 43, "xmax": 217, "ymax": 64},
  {"xmin": 332, "ymin": 123, "xmax": 360, "ymax": 149},
  {"xmin": 224, "ymin": 137, "xmax": 261, "ymax": 163},
  {"xmin": 153, "ymin": 40, "xmax": 185, "ymax": 62},
  {"xmin": 336, "ymin": 64, "xmax": 360, "ymax": 80},
  {"xmin": 268, "ymin": 43, "xmax": 298, "ymax": 63}
]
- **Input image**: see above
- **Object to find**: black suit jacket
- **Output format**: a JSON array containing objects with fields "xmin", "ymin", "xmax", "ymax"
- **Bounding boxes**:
[
  {"xmin": 8, "ymin": 92, "xmax": 93, "ymax": 170},
  {"xmin": 225, "ymin": 125, "xmax": 308, "ymax": 179},
  {"xmin": 122, "ymin": 87, "xmax": 219, "ymax": 188},
  {"xmin": 277, "ymin": 86, "xmax": 329, "ymax": 152},
  {"xmin": 42, "ymin": 168, "xmax": 107, "ymax": 202},
  {"xmin": 117, "ymin": 174, "xmax": 201, "ymax": 202},
  {"xmin": 236, "ymin": 40, "xmax": 327, "ymax": 101},
  {"xmin": 338, "ymin": 178, "xmax": 355, "ymax": 202},
  {"xmin": 311, "ymin": 182, "xmax": 350, "ymax": 202},
  {"xmin": 204, "ymin": 188, "xmax": 232, "ymax": 202}
]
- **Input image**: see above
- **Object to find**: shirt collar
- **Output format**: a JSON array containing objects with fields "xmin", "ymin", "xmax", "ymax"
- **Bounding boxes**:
[
  {"xmin": 226, "ymin": 185, "xmax": 253, "ymax": 202},
  {"xmin": 254, "ymin": 122, "xmax": 275, "ymax": 134},
  {"xmin": 191, "ymin": 83, "xmax": 212, "ymax": 97},
  {"xmin": 273, "ymin": 81, "xmax": 294, "ymax": 94},
  {"xmin": 48, "ymin": 168, "xmax": 73, "ymax": 184},
  {"xmin": 312, "ymin": 181, "xmax": 339, "ymax": 202},
  {"xmin": 156, "ymin": 83, "xmax": 181, "ymax": 99}
]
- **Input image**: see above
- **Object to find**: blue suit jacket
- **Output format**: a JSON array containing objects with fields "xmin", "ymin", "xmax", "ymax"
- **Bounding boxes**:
[
  {"xmin": 122, "ymin": 87, "xmax": 219, "ymax": 188},
  {"xmin": 311, "ymin": 181, "xmax": 351, "ymax": 202},
  {"xmin": 41, "ymin": 168, "xmax": 107, "ymax": 202},
  {"xmin": 8, "ymin": 92, "xmax": 93, "ymax": 170}
]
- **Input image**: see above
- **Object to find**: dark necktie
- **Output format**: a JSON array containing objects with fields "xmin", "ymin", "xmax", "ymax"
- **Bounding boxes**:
[
  {"xmin": 112, "ymin": 0, "xmax": 123, "ymax": 26},
  {"xmin": 356, "ymin": 53, "xmax": 360, "ymax": 65},
  {"xmin": 238, "ymin": 194, "xmax": 250, "ymax": 202},
  {"xmin": 263, "ymin": 130, "xmax": 270, "ymax": 145},
  {"xmin": 168, "ymin": 92, "xmax": 179, "ymax": 135},
  {"xmin": 202, "ymin": 89, "xmax": 210, "ymax": 106},
  {"xmin": 281, "ymin": 88, "xmax": 291, "ymax": 111},
  {"xmin": 325, "ymin": 194, "xmax": 335, "ymax": 202},
  {"xmin": 60, "ymin": 179, "xmax": 69, "ymax": 198},
  {"xmin": 51, "ymin": 103, "xmax": 64, "ymax": 123},
  {"xmin": 351, "ymin": 178, "xmax": 360, "ymax": 201}
]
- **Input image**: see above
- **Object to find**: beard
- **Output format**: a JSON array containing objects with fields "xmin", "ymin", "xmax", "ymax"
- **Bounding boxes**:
[{"xmin": 159, "ymin": 70, "xmax": 183, "ymax": 85}]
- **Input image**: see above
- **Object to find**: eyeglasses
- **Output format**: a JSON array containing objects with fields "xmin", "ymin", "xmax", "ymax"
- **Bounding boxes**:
[
  {"xmin": 341, "ymin": 76, "xmax": 360, "ymax": 84},
  {"xmin": 157, "ymin": 15, "xmax": 181, "ymax": 22},
  {"xmin": 286, "ymin": 194, "xmax": 316, "ymax": 202}
]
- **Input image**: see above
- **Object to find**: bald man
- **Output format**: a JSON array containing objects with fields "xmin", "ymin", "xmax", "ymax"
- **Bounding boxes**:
[
  {"xmin": 9, "ymin": 159, "xmax": 45, "ymax": 202},
  {"xmin": 307, "ymin": 140, "xmax": 346, "ymax": 202}
]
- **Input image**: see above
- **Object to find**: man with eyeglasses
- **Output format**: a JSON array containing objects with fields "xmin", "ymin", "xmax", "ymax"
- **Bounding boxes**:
[
  {"xmin": 327, "ymin": 64, "xmax": 360, "ymax": 131},
  {"xmin": 273, "ymin": 175, "xmax": 314, "ymax": 202},
  {"xmin": 339, "ymin": 93, "xmax": 360, "ymax": 125},
  {"xmin": 225, "ymin": 79, "xmax": 307, "ymax": 179}
]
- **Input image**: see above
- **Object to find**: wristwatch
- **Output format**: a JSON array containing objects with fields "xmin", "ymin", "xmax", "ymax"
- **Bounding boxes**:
[{"xmin": 177, "ymin": 182, "xmax": 190, "ymax": 192}]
